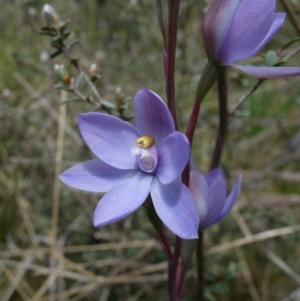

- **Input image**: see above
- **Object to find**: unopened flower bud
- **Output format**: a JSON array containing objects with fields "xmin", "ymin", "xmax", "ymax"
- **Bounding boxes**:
[
  {"xmin": 54, "ymin": 64, "xmax": 71, "ymax": 86},
  {"xmin": 117, "ymin": 94, "xmax": 125, "ymax": 108},
  {"xmin": 42, "ymin": 4, "xmax": 59, "ymax": 27},
  {"xmin": 89, "ymin": 63, "xmax": 97, "ymax": 76}
]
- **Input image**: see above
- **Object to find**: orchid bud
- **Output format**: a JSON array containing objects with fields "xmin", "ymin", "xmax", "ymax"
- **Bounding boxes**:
[
  {"xmin": 115, "ymin": 87, "xmax": 125, "ymax": 108},
  {"xmin": 89, "ymin": 63, "xmax": 97, "ymax": 77},
  {"xmin": 54, "ymin": 64, "xmax": 71, "ymax": 86},
  {"xmin": 42, "ymin": 4, "xmax": 59, "ymax": 27}
]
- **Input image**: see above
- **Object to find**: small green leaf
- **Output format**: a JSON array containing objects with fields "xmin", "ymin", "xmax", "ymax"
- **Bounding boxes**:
[
  {"xmin": 70, "ymin": 57, "xmax": 79, "ymax": 65},
  {"xmin": 75, "ymin": 72, "xmax": 84, "ymax": 90},
  {"xmin": 274, "ymin": 60, "xmax": 287, "ymax": 66},
  {"xmin": 102, "ymin": 100, "xmax": 117, "ymax": 110},
  {"xmin": 59, "ymin": 20, "xmax": 70, "ymax": 32},
  {"xmin": 118, "ymin": 102, "xmax": 129, "ymax": 110},
  {"xmin": 39, "ymin": 30, "xmax": 56, "ymax": 37},
  {"xmin": 50, "ymin": 51, "xmax": 62, "ymax": 59},
  {"xmin": 63, "ymin": 32, "xmax": 71, "ymax": 39},
  {"xmin": 265, "ymin": 50, "xmax": 277, "ymax": 66},
  {"xmin": 92, "ymin": 74, "xmax": 101, "ymax": 80},
  {"xmin": 70, "ymin": 40, "xmax": 79, "ymax": 50},
  {"xmin": 61, "ymin": 96, "xmax": 80, "ymax": 104},
  {"xmin": 52, "ymin": 35, "xmax": 63, "ymax": 43},
  {"xmin": 41, "ymin": 26, "xmax": 52, "ymax": 31},
  {"xmin": 282, "ymin": 37, "xmax": 300, "ymax": 50},
  {"xmin": 54, "ymin": 83, "xmax": 70, "ymax": 91}
]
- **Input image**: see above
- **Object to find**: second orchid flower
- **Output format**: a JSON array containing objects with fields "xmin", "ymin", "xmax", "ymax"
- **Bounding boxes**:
[{"xmin": 201, "ymin": 0, "xmax": 300, "ymax": 78}]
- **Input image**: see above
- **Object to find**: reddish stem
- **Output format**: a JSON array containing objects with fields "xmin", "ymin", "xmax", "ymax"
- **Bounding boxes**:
[
  {"xmin": 165, "ymin": 0, "xmax": 180, "ymax": 130},
  {"xmin": 158, "ymin": 232, "xmax": 172, "ymax": 261},
  {"xmin": 168, "ymin": 236, "xmax": 182, "ymax": 301}
]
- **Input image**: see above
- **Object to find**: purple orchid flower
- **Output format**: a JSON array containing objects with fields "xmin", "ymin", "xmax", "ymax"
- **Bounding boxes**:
[
  {"xmin": 189, "ymin": 168, "xmax": 241, "ymax": 229},
  {"xmin": 201, "ymin": 0, "xmax": 300, "ymax": 78},
  {"xmin": 59, "ymin": 88, "xmax": 199, "ymax": 239}
]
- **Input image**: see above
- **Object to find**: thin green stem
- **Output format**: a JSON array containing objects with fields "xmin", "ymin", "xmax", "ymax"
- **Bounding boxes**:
[
  {"xmin": 210, "ymin": 67, "xmax": 228, "ymax": 170},
  {"xmin": 156, "ymin": 0, "xmax": 167, "ymax": 48},
  {"xmin": 196, "ymin": 231, "xmax": 204, "ymax": 300},
  {"xmin": 144, "ymin": 199, "xmax": 172, "ymax": 260},
  {"xmin": 195, "ymin": 68, "xmax": 228, "ymax": 301},
  {"xmin": 186, "ymin": 62, "xmax": 221, "ymax": 145}
]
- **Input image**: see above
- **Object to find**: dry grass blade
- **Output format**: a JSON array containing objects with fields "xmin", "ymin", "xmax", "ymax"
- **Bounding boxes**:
[
  {"xmin": 39, "ymin": 283, "xmax": 98, "ymax": 301},
  {"xmin": 51, "ymin": 90, "xmax": 67, "ymax": 240},
  {"xmin": 237, "ymin": 195, "xmax": 300, "ymax": 210},
  {"xmin": 0, "ymin": 260, "xmax": 32, "ymax": 301},
  {"xmin": 232, "ymin": 209, "xmax": 252, "ymax": 237},
  {"xmin": 31, "ymin": 274, "xmax": 57, "ymax": 301},
  {"xmin": 208, "ymin": 225, "xmax": 300, "ymax": 255},
  {"xmin": 235, "ymin": 248, "xmax": 261, "ymax": 301},
  {"xmin": 12, "ymin": 71, "xmax": 81, "ymax": 143},
  {"xmin": 0, "ymin": 239, "xmax": 160, "ymax": 257},
  {"xmin": 267, "ymin": 250, "xmax": 300, "ymax": 284},
  {"xmin": 280, "ymin": 287, "xmax": 300, "ymax": 301}
]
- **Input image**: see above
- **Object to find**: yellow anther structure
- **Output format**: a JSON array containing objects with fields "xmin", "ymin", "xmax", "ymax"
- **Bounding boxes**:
[{"xmin": 136, "ymin": 135, "xmax": 155, "ymax": 149}]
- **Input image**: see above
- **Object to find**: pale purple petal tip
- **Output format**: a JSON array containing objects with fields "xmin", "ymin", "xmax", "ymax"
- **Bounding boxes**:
[
  {"xmin": 59, "ymin": 159, "xmax": 135, "ymax": 193},
  {"xmin": 93, "ymin": 173, "xmax": 152, "ymax": 227},
  {"xmin": 78, "ymin": 113, "xmax": 140, "ymax": 170},
  {"xmin": 205, "ymin": 168, "xmax": 225, "ymax": 186},
  {"xmin": 227, "ymin": 64, "xmax": 300, "ymax": 78},
  {"xmin": 151, "ymin": 178, "xmax": 199, "ymax": 239},
  {"xmin": 218, "ymin": 173, "xmax": 242, "ymax": 220},
  {"xmin": 201, "ymin": 168, "xmax": 227, "ymax": 228},
  {"xmin": 134, "ymin": 88, "xmax": 175, "ymax": 147},
  {"xmin": 250, "ymin": 13, "xmax": 286, "ymax": 58},
  {"xmin": 156, "ymin": 132, "xmax": 190, "ymax": 185}
]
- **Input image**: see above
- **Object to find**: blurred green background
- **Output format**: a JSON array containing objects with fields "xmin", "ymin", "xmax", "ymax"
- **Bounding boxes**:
[{"xmin": 1, "ymin": 0, "xmax": 300, "ymax": 300}]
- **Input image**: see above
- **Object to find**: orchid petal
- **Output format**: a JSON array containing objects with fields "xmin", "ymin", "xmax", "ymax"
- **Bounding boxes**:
[
  {"xmin": 150, "ymin": 178, "xmax": 199, "ymax": 239},
  {"xmin": 219, "ymin": 0, "xmax": 275, "ymax": 63},
  {"xmin": 250, "ymin": 13, "xmax": 286, "ymax": 57},
  {"xmin": 59, "ymin": 159, "xmax": 136, "ymax": 193},
  {"xmin": 205, "ymin": 168, "xmax": 224, "ymax": 186},
  {"xmin": 189, "ymin": 170, "xmax": 208, "ymax": 220},
  {"xmin": 201, "ymin": 168, "xmax": 227, "ymax": 228},
  {"xmin": 93, "ymin": 173, "xmax": 152, "ymax": 227},
  {"xmin": 201, "ymin": 0, "xmax": 240, "ymax": 60},
  {"xmin": 218, "ymin": 174, "xmax": 242, "ymax": 220},
  {"xmin": 228, "ymin": 64, "xmax": 300, "ymax": 78},
  {"xmin": 156, "ymin": 132, "xmax": 190, "ymax": 185},
  {"xmin": 134, "ymin": 88, "xmax": 175, "ymax": 147},
  {"xmin": 78, "ymin": 113, "xmax": 140, "ymax": 169}
]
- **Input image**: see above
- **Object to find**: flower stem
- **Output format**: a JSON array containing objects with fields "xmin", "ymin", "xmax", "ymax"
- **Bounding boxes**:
[
  {"xmin": 196, "ymin": 231, "xmax": 204, "ymax": 300},
  {"xmin": 185, "ymin": 96, "xmax": 201, "ymax": 145},
  {"xmin": 156, "ymin": 0, "xmax": 167, "ymax": 48},
  {"xmin": 177, "ymin": 239, "xmax": 197, "ymax": 298},
  {"xmin": 210, "ymin": 67, "xmax": 228, "ymax": 170},
  {"xmin": 279, "ymin": 0, "xmax": 300, "ymax": 36},
  {"xmin": 229, "ymin": 78, "xmax": 264, "ymax": 115},
  {"xmin": 195, "ymin": 68, "xmax": 227, "ymax": 301},
  {"xmin": 168, "ymin": 236, "xmax": 182, "ymax": 301},
  {"xmin": 186, "ymin": 62, "xmax": 221, "ymax": 145},
  {"xmin": 144, "ymin": 200, "xmax": 172, "ymax": 260},
  {"xmin": 166, "ymin": 0, "xmax": 180, "ymax": 129}
]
